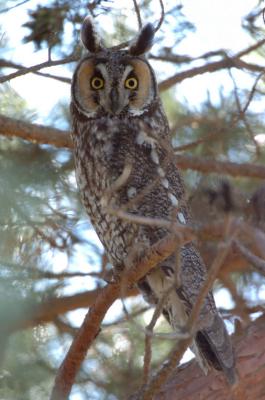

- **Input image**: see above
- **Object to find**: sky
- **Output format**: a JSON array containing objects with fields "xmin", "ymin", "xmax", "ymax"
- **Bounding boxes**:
[
  {"xmin": 0, "ymin": 0, "xmax": 263, "ymax": 124},
  {"xmin": 0, "ymin": 1, "xmax": 264, "ymax": 398}
]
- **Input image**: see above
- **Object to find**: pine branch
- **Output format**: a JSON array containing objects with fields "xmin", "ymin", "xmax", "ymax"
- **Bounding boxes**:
[
  {"xmin": 1, "ymin": 115, "xmax": 265, "ymax": 180},
  {"xmin": 0, "ymin": 54, "xmax": 77, "ymax": 84},
  {"xmin": 0, "ymin": 115, "xmax": 72, "ymax": 148},
  {"xmin": 50, "ymin": 232, "xmax": 192, "ymax": 400},
  {"xmin": 152, "ymin": 315, "xmax": 265, "ymax": 400}
]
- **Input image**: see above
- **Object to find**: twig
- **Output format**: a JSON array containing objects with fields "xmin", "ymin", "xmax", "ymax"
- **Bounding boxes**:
[
  {"xmin": 132, "ymin": 0, "xmax": 142, "ymax": 29},
  {"xmin": 236, "ymin": 38, "xmax": 265, "ymax": 58},
  {"xmin": 0, "ymin": 59, "xmax": 71, "ymax": 83},
  {"xmin": 242, "ymin": 71, "xmax": 264, "ymax": 114},
  {"xmin": 187, "ymin": 231, "xmax": 235, "ymax": 332},
  {"xmin": 234, "ymin": 240, "xmax": 265, "ymax": 276},
  {"xmin": 158, "ymin": 38, "xmax": 265, "ymax": 92},
  {"xmin": 155, "ymin": 0, "xmax": 165, "ymax": 32},
  {"xmin": 106, "ymin": 207, "xmax": 194, "ymax": 234},
  {"xmin": 173, "ymin": 133, "xmax": 220, "ymax": 152},
  {"xmin": 50, "ymin": 233, "xmax": 192, "ymax": 400},
  {"xmin": 220, "ymin": 274, "xmax": 251, "ymax": 323},
  {"xmin": 158, "ymin": 57, "xmax": 265, "ymax": 92},
  {"xmin": 0, "ymin": 54, "xmax": 77, "ymax": 84},
  {"xmin": 138, "ymin": 219, "xmax": 236, "ymax": 400},
  {"xmin": 228, "ymin": 69, "xmax": 260, "ymax": 157},
  {"xmin": 0, "ymin": 0, "xmax": 30, "ymax": 13},
  {"xmin": 143, "ymin": 285, "xmax": 175, "ymax": 385},
  {"xmin": 102, "ymin": 306, "xmax": 151, "ymax": 328}
]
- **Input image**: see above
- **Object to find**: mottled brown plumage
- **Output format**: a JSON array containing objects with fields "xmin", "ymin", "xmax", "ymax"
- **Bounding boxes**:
[{"xmin": 71, "ymin": 17, "xmax": 236, "ymax": 384}]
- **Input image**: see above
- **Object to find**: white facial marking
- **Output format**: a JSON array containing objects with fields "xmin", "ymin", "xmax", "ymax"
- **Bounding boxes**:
[
  {"xmin": 177, "ymin": 212, "xmax": 186, "ymax": 224},
  {"xmin": 130, "ymin": 108, "xmax": 145, "ymax": 116},
  {"xmin": 76, "ymin": 105, "xmax": 96, "ymax": 119},
  {"xmin": 168, "ymin": 193, "xmax": 179, "ymax": 207},
  {"xmin": 96, "ymin": 63, "xmax": 109, "ymax": 80},
  {"xmin": 123, "ymin": 65, "xmax": 134, "ymax": 79}
]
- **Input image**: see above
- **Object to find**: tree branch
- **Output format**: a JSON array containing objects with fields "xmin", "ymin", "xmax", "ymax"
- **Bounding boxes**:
[
  {"xmin": 175, "ymin": 154, "xmax": 265, "ymax": 180},
  {"xmin": 50, "ymin": 232, "xmax": 192, "ymax": 400},
  {"xmin": 153, "ymin": 315, "xmax": 265, "ymax": 400},
  {"xmin": 158, "ymin": 38, "xmax": 265, "ymax": 91},
  {"xmin": 8, "ymin": 287, "xmax": 139, "ymax": 332},
  {"xmin": 1, "ymin": 115, "xmax": 265, "ymax": 180},
  {"xmin": 137, "ymin": 223, "xmax": 235, "ymax": 400},
  {"xmin": 0, "ymin": 115, "xmax": 72, "ymax": 148},
  {"xmin": 0, "ymin": 54, "xmax": 78, "ymax": 84},
  {"xmin": 158, "ymin": 57, "xmax": 265, "ymax": 92},
  {"xmin": 0, "ymin": 59, "xmax": 71, "ymax": 84}
]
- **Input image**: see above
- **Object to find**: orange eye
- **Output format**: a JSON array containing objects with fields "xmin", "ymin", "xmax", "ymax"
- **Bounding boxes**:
[
  {"xmin": 91, "ymin": 76, "xmax": 104, "ymax": 90},
  {"xmin": 124, "ymin": 77, "xmax": 138, "ymax": 90}
]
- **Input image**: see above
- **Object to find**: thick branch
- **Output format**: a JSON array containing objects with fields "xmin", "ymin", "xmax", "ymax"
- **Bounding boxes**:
[
  {"xmin": 6, "ymin": 219, "xmax": 264, "ymax": 333},
  {"xmin": 1, "ymin": 115, "xmax": 265, "ymax": 180},
  {"xmin": 154, "ymin": 315, "xmax": 265, "ymax": 400},
  {"xmin": 158, "ymin": 38, "xmax": 265, "ymax": 91},
  {"xmin": 175, "ymin": 154, "xmax": 265, "ymax": 179},
  {"xmin": 50, "ymin": 233, "xmax": 191, "ymax": 400},
  {"xmin": 50, "ymin": 282, "xmax": 121, "ymax": 400},
  {"xmin": 0, "ymin": 115, "xmax": 72, "ymax": 148},
  {"xmin": 158, "ymin": 58, "xmax": 265, "ymax": 92},
  {"xmin": 10, "ymin": 287, "xmax": 139, "ymax": 332}
]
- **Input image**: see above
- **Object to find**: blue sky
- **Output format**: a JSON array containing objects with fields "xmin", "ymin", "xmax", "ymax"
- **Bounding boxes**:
[
  {"xmin": 0, "ymin": 0, "xmax": 263, "ymax": 124},
  {"xmin": 1, "ymin": 2, "xmax": 264, "ymax": 398}
]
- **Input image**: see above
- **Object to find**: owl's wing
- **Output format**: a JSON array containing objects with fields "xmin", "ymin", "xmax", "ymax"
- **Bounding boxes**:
[
  {"xmin": 178, "ymin": 244, "xmax": 237, "ymax": 385},
  {"xmin": 195, "ymin": 313, "xmax": 237, "ymax": 385}
]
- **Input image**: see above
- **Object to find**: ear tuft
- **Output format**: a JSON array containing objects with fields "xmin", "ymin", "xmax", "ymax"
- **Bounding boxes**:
[
  {"xmin": 129, "ymin": 23, "xmax": 155, "ymax": 56},
  {"xmin": 81, "ymin": 16, "xmax": 103, "ymax": 53}
]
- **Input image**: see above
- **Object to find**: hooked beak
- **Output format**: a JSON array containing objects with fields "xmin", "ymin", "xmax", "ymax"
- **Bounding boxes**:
[{"xmin": 109, "ymin": 87, "xmax": 122, "ymax": 115}]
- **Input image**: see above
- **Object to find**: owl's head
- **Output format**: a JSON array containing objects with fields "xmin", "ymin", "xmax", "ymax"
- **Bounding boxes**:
[{"xmin": 71, "ymin": 17, "xmax": 157, "ymax": 118}]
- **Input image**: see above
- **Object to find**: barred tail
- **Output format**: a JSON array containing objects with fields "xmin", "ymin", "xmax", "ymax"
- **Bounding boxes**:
[{"xmin": 195, "ymin": 314, "xmax": 237, "ymax": 385}]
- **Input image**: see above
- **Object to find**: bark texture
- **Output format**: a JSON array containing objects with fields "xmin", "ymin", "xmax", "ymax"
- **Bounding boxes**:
[
  {"xmin": 1, "ymin": 115, "xmax": 265, "ymax": 179},
  {"xmin": 154, "ymin": 315, "xmax": 265, "ymax": 400}
]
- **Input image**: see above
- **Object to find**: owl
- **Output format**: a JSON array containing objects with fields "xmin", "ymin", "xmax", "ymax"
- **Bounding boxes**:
[{"xmin": 70, "ymin": 17, "xmax": 236, "ymax": 385}]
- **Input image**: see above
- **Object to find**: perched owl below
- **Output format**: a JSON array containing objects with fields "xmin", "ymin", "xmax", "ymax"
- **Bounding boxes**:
[{"xmin": 71, "ymin": 17, "xmax": 236, "ymax": 385}]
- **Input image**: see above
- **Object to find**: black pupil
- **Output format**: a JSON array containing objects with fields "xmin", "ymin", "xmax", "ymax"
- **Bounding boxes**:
[
  {"xmin": 128, "ymin": 79, "xmax": 135, "ymax": 87},
  {"xmin": 93, "ymin": 78, "xmax": 102, "ymax": 87}
]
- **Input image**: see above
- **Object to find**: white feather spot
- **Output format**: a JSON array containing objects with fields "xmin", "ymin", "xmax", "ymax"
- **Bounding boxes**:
[
  {"xmin": 96, "ymin": 131, "xmax": 104, "ymax": 140},
  {"xmin": 162, "ymin": 178, "xmax": 169, "ymax": 189},
  {"xmin": 157, "ymin": 167, "xmax": 165, "ymax": 177},
  {"xmin": 151, "ymin": 149, "xmax": 159, "ymax": 164},
  {"xmin": 136, "ymin": 131, "xmax": 156, "ymax": 147},
  {"xmin": 168, "ymin": 193, "xmax": 179, "ymax": 207},
  {"xmin": 130, "ymin": 108, "xmax": 145, "ymax": 116},
  {"xmin": 177, "ymin": 212, "xmax": 186, "ymax": 224},
  {"xmin": 127, "ymin": 187, "xmax": 137, "ymax": 198}
]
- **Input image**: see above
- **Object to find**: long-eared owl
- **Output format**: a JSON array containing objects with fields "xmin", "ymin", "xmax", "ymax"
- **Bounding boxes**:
[{"xmin": 70, "ymin": 17, "xmax": 236, "ymax": 384}]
